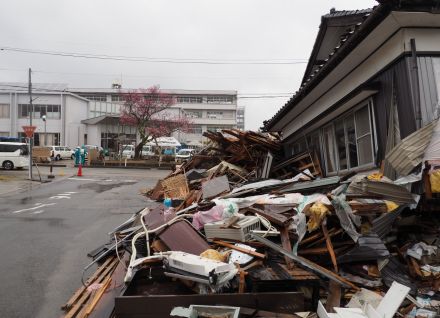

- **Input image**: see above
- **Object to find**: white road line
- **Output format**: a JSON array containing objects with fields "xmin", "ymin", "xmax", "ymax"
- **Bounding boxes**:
[
  {"xmin": 50, "ymin": 195, "xmax": 71, "ymax": 200},
  {"xmin": 12, "ymin": 203, "xmax": 56, "ymax": 214},
  {"xmin": 68, "ymin": 177, "xmax": 99, "ymax": 181},
  {"xmin": 64, "ymin": 191, "xmax": 77, "ymax": 194},
  {"xmin": 32, "ymin": 210, "xmax": 44, "ymax": 215}
]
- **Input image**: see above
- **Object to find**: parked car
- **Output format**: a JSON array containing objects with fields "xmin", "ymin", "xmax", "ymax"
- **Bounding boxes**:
[
  {"xmin": 175, "ymin": 148, "xmax": 196, "ymax": 163},
  {"xmin": 122, "ymin": 145, "xmax": 154, "ymax": 159},
  {"xmin": 0, "ymin": 142, "xmax": 29, "ymax": 170},
  {"xmin": 48, "ymin": 146, "xmax": 72, "ymax": 160}
]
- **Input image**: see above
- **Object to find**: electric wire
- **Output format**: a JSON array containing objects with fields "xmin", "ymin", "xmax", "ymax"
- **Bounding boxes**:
[{"xmin": 0, "ymin": 46, "xmax": 307, "ymax": 65}]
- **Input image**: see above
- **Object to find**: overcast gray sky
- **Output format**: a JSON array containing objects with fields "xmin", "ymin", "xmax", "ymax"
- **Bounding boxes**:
[{"xmin": 0, "ymin": 0, "xmax": 377, "ymax": 130}]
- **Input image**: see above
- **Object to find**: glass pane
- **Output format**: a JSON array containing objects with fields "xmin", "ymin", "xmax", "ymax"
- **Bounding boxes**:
[
  {"xmin": 355, "ymin": 106, "xmax": 371, "ymax": 137},
  {"xmin": 345, "ymin": 115, "xmax": 358, "ymax": 168},
  {"xmin": 358, "ymin": 135, "xmax": 373, "ymax": 165},
  {"xmin": 335, "ymin": 119, "xmax": 347, "ymax": 170},
  {"xmin": 323, "ymin": 126, "xmax": 336, "ymax": 173}
]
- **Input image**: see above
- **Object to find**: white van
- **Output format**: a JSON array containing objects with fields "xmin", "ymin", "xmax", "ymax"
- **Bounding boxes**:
[
  {"xmin": 48, "ymin": 146, "xmax": 72, "ymax": 160},
  {"xmin": 0, "ymin": 142, "xmax": 30, "ymax": 170},
  {"xmin": 121, "ymin": 145, "xmax": 154, "ymax": 158}
]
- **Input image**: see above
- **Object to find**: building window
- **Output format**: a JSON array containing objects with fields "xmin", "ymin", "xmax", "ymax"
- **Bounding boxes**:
[
  {"xmin": 187, "ymin": 125, "xmax": 203, "ymax": 134},
  {"xmin": 207, "ymin": 96, "xmax": 233, "ymax": 104},
  {"xmin": 0, "ymin": 104, "xmax": 10, "ymax": 118},
  {"xmin": 207, "ymin": 126, "xmax": 230, "ymax": 132},
  {"xmin": 321, "ymin": 101, "xmax": 375, "ymax": 174},
  {"xmin": 323, "ymin": 126, "xmax": 337, "ymax": 173},
  {"xmin": 207, "ymin": 111, "xmax": 223, "ymax": 119},
  {"xmin": 18, "ymin": 132, "xmax": 60, "ymax": 146},
  {"xmin": 177, "ymin": 96, "xmax": 203, "ymax": 104},
  {"xmin": 354, "ymin": 105, "xmax": 374, "ymax": 166},
  {"xmin": 18, "ymin": 104, "xmax": 61, "ymax": 119},
  {"xmin": 185, "ymin": 110, "xmax": 202, "ymax": 118},
  {"xmin": 79, "ymin": 94, "xmax": 107, "ymax": 102},
  {"xmin": 111, "ymin": 95, "xmax": 125, "ymax": 102}
]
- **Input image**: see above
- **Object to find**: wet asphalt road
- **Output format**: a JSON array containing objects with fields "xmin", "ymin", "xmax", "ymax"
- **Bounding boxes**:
[{"xmin": 0, "ymin": 168, "xmax": 168, "ymax": 318}]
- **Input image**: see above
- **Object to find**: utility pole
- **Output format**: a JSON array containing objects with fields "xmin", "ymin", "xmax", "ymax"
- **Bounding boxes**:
[{"xmin": 28, "ymin": 68, "xmax": 33, "ymax": 180}]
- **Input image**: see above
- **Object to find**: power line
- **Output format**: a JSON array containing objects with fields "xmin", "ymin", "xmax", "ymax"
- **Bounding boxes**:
[
  {"xmin": 0, "ymin": 66, "xmax": 296, "ymax": 80},
  {"xmin": 0, "ymin": 46, "xmax": 308, "ymax": 65},
  {"xmin": 0, "ymin": 85, "xmax": 293, "ymax": 99}
]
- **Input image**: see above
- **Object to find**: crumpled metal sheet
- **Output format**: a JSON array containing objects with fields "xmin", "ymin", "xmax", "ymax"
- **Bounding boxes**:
[
  {"xmin": 386, "ymin": 119, "xmax": 438, "ymax": 176},
  {"xmin": 202, "ymin": 175, "xmax": 230, "ymax": 199},
  {"xmin": 332, "ymin": 196, "xmax": 360, "ymax": 242},
  {"xmin": 380, "ymin": 257, "xmax": 418, "ymax": 295},
  {"xmin": 337, "ymin": 233, "xmax": 390, "ymax": 264},
  {"xmin": 371, "ymin": 205, "xmax": 406, "ymax": 239}
]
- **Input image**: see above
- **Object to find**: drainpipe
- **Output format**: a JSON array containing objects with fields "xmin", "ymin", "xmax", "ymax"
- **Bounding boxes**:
[{"xmin": 410, "ymin": 38, "xmax": 422, "ymax": 129}]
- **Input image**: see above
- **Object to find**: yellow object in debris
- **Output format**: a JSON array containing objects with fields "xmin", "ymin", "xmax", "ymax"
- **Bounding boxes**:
[
  {"xmin": 200, "ymin": 249, "xmax": 227, "ymax": 262},
  {"xmin": 385, "ymin": 200, "xmax": 399, "ymax": 212},
  {"xmin": 306, "ymin": 202, "xmax": 330, "ymax": 232},
  {"xmin": 367, "ymin": 172, "xmax": 383, "ymax": 181},
  {"xmin": 430, "ymin": 169, "xmax": 440, "ymax": 193},
  {"xmin": 59, "ymin": 169, "xmax": 65, "ymax": 176}
]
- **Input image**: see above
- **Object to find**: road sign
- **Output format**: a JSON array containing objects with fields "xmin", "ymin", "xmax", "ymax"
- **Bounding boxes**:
[{"xmin": 22, "ymin": 125, "xmax": 37, "ymax": 138}]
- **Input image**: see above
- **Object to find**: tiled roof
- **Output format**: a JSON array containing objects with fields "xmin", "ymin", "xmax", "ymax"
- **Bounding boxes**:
[
  {"xmin": 263, "ymin": 6, "xmax": 378, "ymax": 131},
  {"xmin": 323, "ymin": 8, "xmax": 373, "ymax": 18}
]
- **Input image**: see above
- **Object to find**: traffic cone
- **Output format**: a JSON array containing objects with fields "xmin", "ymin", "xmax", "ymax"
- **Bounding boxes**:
[{"xmin": 77, "ymin": 164, "xmax": 83, "ymax": 177}]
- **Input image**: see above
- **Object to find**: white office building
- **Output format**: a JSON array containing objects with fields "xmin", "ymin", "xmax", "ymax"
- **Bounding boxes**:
[
  {"xmin": 0, "ymin": 83, "xmax": 238, "ymax": 151},
  {"xmin": 72, "ymin": 88, "xmax": 238, "ymax": 148},
  {"xmin": 0, "ymin": 83, "xmax": 89, "ymax": 146}
]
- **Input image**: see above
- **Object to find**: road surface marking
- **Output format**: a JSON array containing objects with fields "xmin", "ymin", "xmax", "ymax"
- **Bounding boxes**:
[
  {"xmin": 50, "ymin": 195, "xmax": 71, "ymax": 200},
  {"xmin": 32, "ymin": 210, "xmax": 44, "ymax": 215},
  {"xmin": 12, "ymin": 203, "xmax": 56, "ymax": 214},
  {"xmin": 68, "ymin": 177, "xmax": 99, "ymax": 181}
]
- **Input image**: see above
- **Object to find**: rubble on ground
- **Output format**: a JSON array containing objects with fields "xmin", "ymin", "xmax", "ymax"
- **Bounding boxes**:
[{"xmin": 62, "ymin": 129, "xmax": 440, "ymax": 318}]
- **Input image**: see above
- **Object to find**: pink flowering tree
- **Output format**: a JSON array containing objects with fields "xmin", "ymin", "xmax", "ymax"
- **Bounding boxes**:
[{"xmin": 119, "ymin": 86, "xmax": 191, "ymax": 159}]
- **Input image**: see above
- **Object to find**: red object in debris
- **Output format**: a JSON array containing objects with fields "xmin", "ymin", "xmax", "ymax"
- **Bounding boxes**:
[
  {"xmin": 77, "ymin": 164, "xmax": 83, "ymax": 177},
  {"xmin": 22, "ymin": 125, "xmax": 37, "ymax": 138}
]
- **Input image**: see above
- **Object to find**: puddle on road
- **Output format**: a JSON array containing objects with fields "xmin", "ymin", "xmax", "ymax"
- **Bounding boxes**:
[{"xmin": 78, "ymin": 181, "xmax": 136, "ymax": 193}]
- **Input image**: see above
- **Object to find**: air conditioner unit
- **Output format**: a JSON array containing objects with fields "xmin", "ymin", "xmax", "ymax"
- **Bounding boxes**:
[
  {"xmin": 204, "ymin": 216, "xmax": 261, "ymax": 242},
  {"xmin": 163, "ymin": 251, "xmax": 236, "ymax": 285}
]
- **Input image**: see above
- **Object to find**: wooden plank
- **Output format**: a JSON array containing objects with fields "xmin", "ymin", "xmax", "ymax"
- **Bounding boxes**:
[
  {"xmin": 213, "ymin": 240, "xmax": 266, "ymax": 259},
  {"xmin": 61, "ymin": 257, "xmax": 114, "ymax": 311},
  {"xmin": 247, "ymin": 206, "xmax": 293, "ymax": 226},
  {"xmin": 325, "ymin": 281, "xmax": 341, "ymax": 312},
  {"xmin": 280, "ymin": 226, "xmax": 295, "ymax": 269},
  {"xmin": 83, "ymin": 277, "xmax": 112, "ymax": 317},
  {"xmin": 64, "ymin": 258, "xmax": 118, "ymax": 318},
  {"xmin": 322, "ymin": 222, "xmax": 338, "ymax": 272}
]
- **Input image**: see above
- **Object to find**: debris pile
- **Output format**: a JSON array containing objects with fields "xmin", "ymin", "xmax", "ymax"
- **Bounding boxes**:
[{"xmin": 63, "ymin": 129, "xmax": 440, "ymax": 318}]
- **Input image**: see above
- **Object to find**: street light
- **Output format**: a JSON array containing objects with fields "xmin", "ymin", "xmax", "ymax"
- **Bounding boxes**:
[{"xmin": 42, "ymin": 115, "xmax": 47, "ymax": 146}]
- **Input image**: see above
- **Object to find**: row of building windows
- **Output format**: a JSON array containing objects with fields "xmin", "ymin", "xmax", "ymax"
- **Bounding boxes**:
[
  {"xmin": 80, "ymin": 94, "xmax": 235, "ymax": 105},
  {"xmin": 184, "ymin": 125, "xmax": 234, "ymax": 134},
  {"xmin": 184, "ymin": 110, "xmax": 234, "ymax": 119},
  {"xmin": 289, "ymin": 100, "xmax": 375, "ymax": 175},
  {"xmin": 177, "ymin": 95, "xmax": 234, "ymax": 104},
  {"xmin": 79, "ymin": 94, "xmax": 107, "ymax": 102},
  {"xmin": 18, "ymin": 104, "xmax": 61, "ymax": 119}
]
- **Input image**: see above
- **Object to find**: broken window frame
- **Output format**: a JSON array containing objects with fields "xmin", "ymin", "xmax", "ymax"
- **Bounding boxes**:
[{"xmin": 321, "ymin": 98, "xmax": 377, "ymax": 175}]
